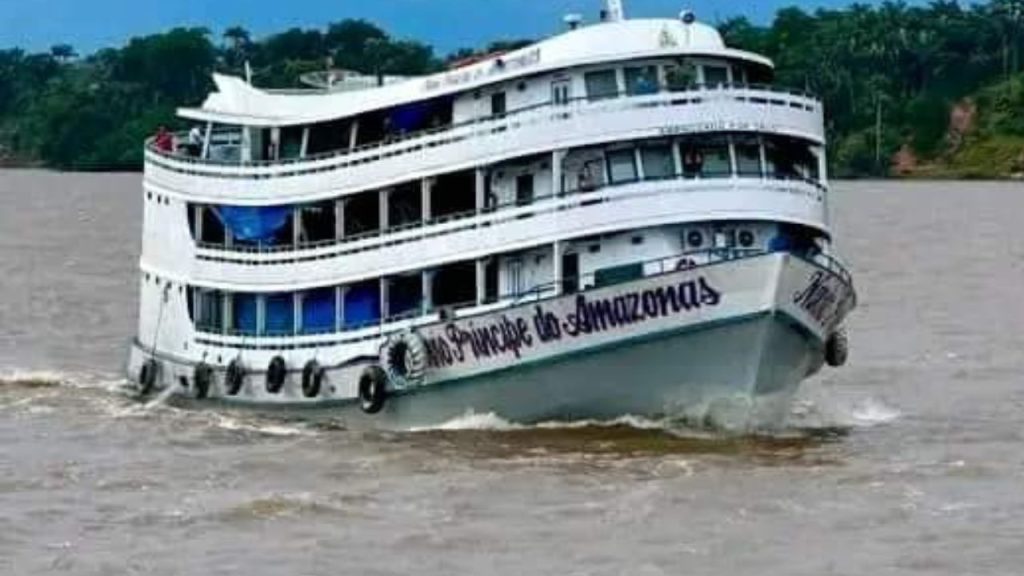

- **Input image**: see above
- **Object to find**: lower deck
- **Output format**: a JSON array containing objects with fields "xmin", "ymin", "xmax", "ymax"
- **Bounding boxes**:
[{"xmin": 174, "ymin": 220, "xmax": 826, "ymax": 349}]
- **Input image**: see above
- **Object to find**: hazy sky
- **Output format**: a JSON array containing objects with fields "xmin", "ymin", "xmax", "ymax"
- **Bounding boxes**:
[{"xmin": 0, "ymin": 0, "xmax": 870, "ymax": 55}]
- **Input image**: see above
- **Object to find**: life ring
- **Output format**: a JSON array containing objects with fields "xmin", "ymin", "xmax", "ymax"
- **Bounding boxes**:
[
  {"xmin": 266, "ymin": 356, "xmax": 287, "ymax": 394},
  {"xmin": 138, "ymin": 359, "xmax": 159, "ymax": 396},
  {"xmin": 358, "ymin": 365, "xmax": 389, "ymax": 414},
  {"xmin": 193, "ymin": 363, "xmax": 213, "ymax": 400},
  {"xmin": 302, "ymin": 360, "xmax": 326, "ymax": 399},
  {"xmin": 380, "ymin": 331, "xmax": 429, "ymax": 390},
  {"xmin": 225, "ymin": 359, "xmax": 246, "ymax": 396},
  {"xmin": 825, "ymin": 329, "xmax": 849, "ymax": 367}
]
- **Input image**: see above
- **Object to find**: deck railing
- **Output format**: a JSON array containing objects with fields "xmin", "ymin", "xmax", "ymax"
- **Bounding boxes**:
[
  {"xmin": 147, "ymin": 82, "xmax": 821, "ymax": 177},
  {"xmin": 191, "ymin": 245, "xmax": 854, "ymax": 350},
  {"xmin": 193, "ymin": 171, "xmax": 827, "ymax": 263}
]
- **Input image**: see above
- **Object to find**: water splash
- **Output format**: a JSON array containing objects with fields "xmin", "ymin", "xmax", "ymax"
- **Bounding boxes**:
[
  {"xmin": 789, "ymin": 395, "xmax": 902, "ymax": 431},
  {"xmin": 0, "ymin": 369, "xmax": 67, "ymax": 389}
]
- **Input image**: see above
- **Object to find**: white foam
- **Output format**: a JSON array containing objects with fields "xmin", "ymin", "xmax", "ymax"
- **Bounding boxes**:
[
  {"xmin": 211, "ymin": 414, "xmax": 313, "ymax": 437},
  {"xmin": 848, "ymin": 398, "xmax": 902, "ymax": 426},
  {"xmin": 410, "ymin": 411, "xmax": 526, "ymax": 432},
  {"xmin": 0, "ymin": 369, "xmax": 68, "ymax": 386},
  {"xmin": 410, "ymin": 411, "xmax": 672, "ymax": 433},
  {"xmin": 789, "ymin": 394, "xmax": 902, "ymax": 430}
]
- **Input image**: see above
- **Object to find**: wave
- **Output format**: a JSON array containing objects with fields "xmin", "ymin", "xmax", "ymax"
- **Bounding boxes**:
[{"xmin": 0, "ymin": 369, "xmax": 67, "ymax": 389}]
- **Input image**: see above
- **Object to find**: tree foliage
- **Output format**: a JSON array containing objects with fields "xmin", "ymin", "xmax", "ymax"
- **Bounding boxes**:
[{"xmin": 3, "ymin": 4, "xmax": 1024, "ymax": 174}]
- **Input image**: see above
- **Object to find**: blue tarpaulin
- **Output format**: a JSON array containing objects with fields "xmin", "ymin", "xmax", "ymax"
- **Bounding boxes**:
[
  {"xmin": 344, "ymin": 282, "xmax": 381, "ymax": 329},
  {"xmin": 302, "ymin": 288, "xmax": 336, "ymax": 334},
  {"xmin": 232, "ymin": 294, "xmax": 258, "ymax": 336},
  {"xmin": 216, "ymin": 205, "xmax": 292, "ymax": 244},
  {"xmin": 265, "ymin": 294, "xmax": 294, "ymax": 335}
]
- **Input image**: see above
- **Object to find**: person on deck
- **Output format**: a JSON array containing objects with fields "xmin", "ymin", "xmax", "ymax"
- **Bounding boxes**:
[
  {"xmin": 154, "ymin": 126, "xmax": 174, "ymax": 153},
  {"xmin": 186, "ymin": 126, "xmax": 203, "ymax": 157}
]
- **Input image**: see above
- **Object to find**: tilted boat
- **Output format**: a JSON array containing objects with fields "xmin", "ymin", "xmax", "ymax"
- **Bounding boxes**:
[{"xmin": 128, "ymin": 1, "xmax": 857, "ymax": 429}]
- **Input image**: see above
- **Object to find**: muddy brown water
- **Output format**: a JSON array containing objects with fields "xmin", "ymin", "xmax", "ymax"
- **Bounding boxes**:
[{"xmin": 2, "ymin": 171, "xmax": 1023, "ymax": 575}]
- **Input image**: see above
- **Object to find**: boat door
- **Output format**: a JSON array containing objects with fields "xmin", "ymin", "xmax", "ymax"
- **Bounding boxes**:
[
  {"xmin": 562, "ymin": 253, "xmax": 579, "ymax": 294},
  {"xmin": 552, "ymin": 79, "xmax": 572, "ymax": 106}
]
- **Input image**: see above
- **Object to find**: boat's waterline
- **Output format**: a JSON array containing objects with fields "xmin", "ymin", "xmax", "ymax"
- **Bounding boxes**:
[{"xmin": 127, "ymin": 252, "xmax": 854, "ymax": 430}]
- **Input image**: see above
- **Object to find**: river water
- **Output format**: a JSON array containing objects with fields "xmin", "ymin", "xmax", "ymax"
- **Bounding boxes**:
[{"xmin": 1, "ymin": 170, "xmax": 1022, "ymax": 575}]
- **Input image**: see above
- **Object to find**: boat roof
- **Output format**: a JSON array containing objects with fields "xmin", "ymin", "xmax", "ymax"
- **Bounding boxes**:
[{"xmin": 179, "ymin": 18, "xmax": 774, "ymax": 127}]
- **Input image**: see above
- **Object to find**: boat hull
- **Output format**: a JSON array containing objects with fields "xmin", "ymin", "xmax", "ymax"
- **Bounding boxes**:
[{"xmin": 127, "ymin": 252, "xmax": 855, "ymax": 430}]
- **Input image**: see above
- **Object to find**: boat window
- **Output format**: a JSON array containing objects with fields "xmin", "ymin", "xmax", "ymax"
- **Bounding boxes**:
[
  {"xmin": 765, "ymin": 137, "xmax": 818, "ymax": 181},
  {"xmin": 232, "ymin": 294, "xmax": 259, "ymax": 336},
  {"xmin": 641, "ymin": 144, "xmax": 675, "ymax": 180},
  {"xmin": 344, "ymin": 280, "xmax": 382, "ymax": 329},
  {"xmin": 734, "ymin": 135, "xmax": 763, "ymax": 177},
  {"xmin": 301, "ymin": 288, "xmax": 336, "ymax": 335},
  {"xmin": 507, "ymin": 259, "xmax": 523, "ymax": 297},
  {"xmin": 388, "ymin": 182, "xmax": 423, "ymax": 228},
  {"xmin": 431, "ymin": 170, "xmax": 477, "ymax": 219},
  {"xmin": 387, "ymin": 274, "xmax": 424, "ymax": 319},
  {"xmin": 198, "ymin": 206, "xmax": 226, "ymax": 244},
  {"xmin": 703, "ymin": 65, "xmax": 729, "ymax": 87},
  {"xmin": 264, "ymin": 293, "xmax": 295, "ymax": 336},
  {"xmin": 595, "ymin": 263, "xmax": 644, "ymax": 288},
  {"xmin": 344, "ymin": 192, "xmax": 381, "ymax": 237},
  {"xmin": 195, "ymin": 290, "xmax": 223, "ymax": 333},
  {"xmin": 280, "ymin": 126, "xmax": 304, "ymax": 159},
  {"xmin": 433, "ymin": 261, "xmax": 478, "ymax": 308},
  {"xmin": 516, "ymin": 174, "xmax": 534, "ymax": 205},
  {"xmin": 299, "ymin": 201, "xmax": 337, "ymax": 244},
  {"xmin": 551, "ymin": 80, "xmax": 571, "ymax": 105},
  {"xmin": 680, "ymin": 137, "xmax": 730, "ymax": 178},
  {"xmin": 585, "ymin": 70, "xmax": 619, "ymax": 101},
  {"xmin": 624, "ymin": 65, "xmax": 659, "ymax": 95},
  {"xmin": 665, "ymin": 61, "xmax": 698, "ymax": 92},
  {"xmin": 607, "ymin": 149, "xmax": 638, "ymax": 183},
  {"xmin": 306, "ymin": 118, "xmax": 350, "ymax": 156},
  {"xmin": 491, "ymin": 92, "xmax": 507, "ymax": 116}
]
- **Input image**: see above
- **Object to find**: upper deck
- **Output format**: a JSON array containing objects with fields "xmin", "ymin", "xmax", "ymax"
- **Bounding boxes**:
[{"xmin": 143, "ymin": 17, "xmax": 825, "ymax": 204}]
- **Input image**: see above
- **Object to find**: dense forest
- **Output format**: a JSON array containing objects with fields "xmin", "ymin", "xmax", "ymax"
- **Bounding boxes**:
[{"xmin": 2, "ymin": 1, "xmax": 1024, "ymax": 177}]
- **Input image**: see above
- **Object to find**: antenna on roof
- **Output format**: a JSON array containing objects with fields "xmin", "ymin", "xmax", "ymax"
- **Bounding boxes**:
[{"xmin": 605, "ymin": 0, "xmax": 625, "ymax": 22}]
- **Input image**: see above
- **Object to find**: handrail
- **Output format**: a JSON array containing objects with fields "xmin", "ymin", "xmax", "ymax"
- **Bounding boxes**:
[
  {"xmin": 191, "ymin": 245, "xmax": 855, "ymax": 344},
  {"xmin": 147, "ymin": 82, "xmax": 820, "ymax": 170},
  {"xmin": 194, "ymin": 173, "xmax": 826, "ymax": 259}
]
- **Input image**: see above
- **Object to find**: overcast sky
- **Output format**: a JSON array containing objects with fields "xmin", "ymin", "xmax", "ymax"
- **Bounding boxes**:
[{"xmin": 0, "ymin": 0, "xmax": 874, "ymax": 56}]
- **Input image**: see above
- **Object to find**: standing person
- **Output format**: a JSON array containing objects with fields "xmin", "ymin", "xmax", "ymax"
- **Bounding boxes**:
[
  {"xmin": 154, "ymin": 126, "xmax": 174, "ymax": 153},
  {"xmin": 187, "ymin": 126, "xmax": 203, "ymax": 157}
]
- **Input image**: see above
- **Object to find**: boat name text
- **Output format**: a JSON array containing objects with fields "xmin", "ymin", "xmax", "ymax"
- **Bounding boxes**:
[
  {"xmin": 792, "ymin": 271, "xmax": 850, "ymax": 332},
  {"xmin": 424, "ymin": 49, "xmax": 542, "ymax": 92},
  {"xmin": 424, "ymin": 276, "xmax": 722, "ymax": 368}
]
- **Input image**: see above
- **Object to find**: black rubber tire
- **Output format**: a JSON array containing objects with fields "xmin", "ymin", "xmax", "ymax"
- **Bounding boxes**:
[
  {"xmin": 225, "ymin": 360, "xmax": 246, "ymax": 396},
  {"xmin": 138, "ymin": 359, "xmax": 159, "ymax": 396},
  {"xmin": 193, "ymin": 363, "xmax": 213, "ymax": 400},
  {"xmin": 358, "ymin": 365, "xmax": 389, "ymax": 415},
  {"xmin": 266, "ymin": 356, "xmax": 287, "ymax": 394},
  {"xmin": 302, "ymin": 360, "xmax": 325, "ymax": 398},
  {"xmin": 825, "ymin": 330, "xmax": 849, "ymax": 368}
]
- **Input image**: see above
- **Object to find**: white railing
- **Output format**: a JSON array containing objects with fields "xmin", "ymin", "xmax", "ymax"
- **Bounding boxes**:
[
  {"xmin": 193, "ymin": 174, "xmax": 827, "ymax": 267},
  {"xmin": 189, "ymin": 245, "xmax": 854, "ymax": 352},
  {"xmin": 147, "ymin": 83, "xmax": 821, "ymax": 182}
]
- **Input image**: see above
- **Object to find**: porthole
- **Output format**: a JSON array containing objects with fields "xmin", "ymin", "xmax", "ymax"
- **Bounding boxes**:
[
  {"xmin": 589, "ymin": 244, "xmax": 601, "ymax": 254},
  {"xmin": 517, "ymin": 81, "xmax": 527, "ymax": 92},
  {"xmin": 632, "ymin": 236, "xmax": 644, "ymax": 245},
  {"xmin": 738, "ymin": 230, "xmax": 756, "ymax": 248},
  {"xmin": 686, "ymin": 230, "xmax": 704, "ymax": 249}
]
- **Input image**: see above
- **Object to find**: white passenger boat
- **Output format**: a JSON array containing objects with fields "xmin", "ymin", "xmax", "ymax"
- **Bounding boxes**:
[{"xmin": 128, "ymin": 1, "xmax": 857, "ymax": 429}]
